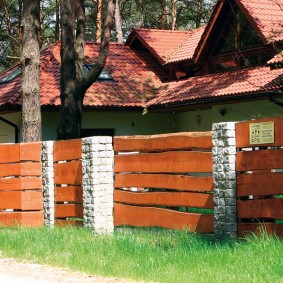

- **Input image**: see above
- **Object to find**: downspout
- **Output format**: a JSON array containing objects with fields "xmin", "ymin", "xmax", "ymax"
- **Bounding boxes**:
[{"xmin": 0, "ymin": 116, "xmax": 19, "ymax": 143}]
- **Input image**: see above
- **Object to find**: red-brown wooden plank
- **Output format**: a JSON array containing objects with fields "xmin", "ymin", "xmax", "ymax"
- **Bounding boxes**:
[
  {"xmin": 114, "ymin": 151, "xmax": 212, "ymax": 173},
  {"xmin": 238, "ymin": 198, "xmax": 283, "ymax": 219},
  {"xmin": 236, "ymin": 117, "xmax": 283, "ymax": 148},
  {"xmin": 0, "ymin": 144, "xmax": 20, "ymax": 164},
  {"xmin": 114, "ymin": 203, "xmax": 214, "ymax": 233},
  {"xmin": 0, "ymin": 191, "xmax": 43, "ymax": 210},
  {"xmin": 55, "ymin": 204, "xmax": 83, "ymax": 218},
  {"xmin": 236, "ymin": 149, "xmax": 283, "ymax": 171},
  {"xmin": 114, "ymin": 132, "xmax": 212, "ymax": 152},
  {"xmin": 54, "ymin": 139, "xmax": 82, "ymax": 162},
  {"xmin": 54, "ymin": 160, "xmax": 82, "ymax": 185},
  {"xmin": 0, "ymin": 211, "xmax": 44, "ymax": 227},
  {"xmin": 55, "ymin": 186, "xmax": 83, "ymax": 203},
  {"xmin": 238, "ymin": 223, "xmax": 283, "ymax": 238},
  {"xmin": 237, "ymin": 172, "xmax": 283, "ymax": 197},
  {"xmin": 20, "ymin": 142, "xmax": 42, "ymax": 162},
  {"xmin": 114, "ymin": 173, "xmax": 213, "ymax": 192},
  {"xmin": 0, "ymin": 177, "xmax": 42, "ymax": 191},
  {"xmin": 114, "ymin": 190, "xmax": 213, "ymax": 208},
  {"xmin": 55, "ymin": 219, "xmax": 84, "ymax": 227},
  {"xmin": 0, "ymin": 163, "xmax": 41, "ymax": 178}
]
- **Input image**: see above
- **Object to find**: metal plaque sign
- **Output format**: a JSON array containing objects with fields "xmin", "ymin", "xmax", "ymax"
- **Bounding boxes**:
[{"xmin": 249, "ymin": 121, "xmax": 274, "ymax": 145}]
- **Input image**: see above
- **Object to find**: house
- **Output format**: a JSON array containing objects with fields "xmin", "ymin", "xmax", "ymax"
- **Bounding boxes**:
[{"xmin": 0, "ymin": 0, "xmax": 282, "ymax": 143}]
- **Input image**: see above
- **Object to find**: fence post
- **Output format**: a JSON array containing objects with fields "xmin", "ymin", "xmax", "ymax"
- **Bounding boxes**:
[
  {"xmin": 42, "ymin": 141, "xmax": 55, "ymax": 227},
  {"xmin": 82, "ymin": 136, "xmax": 114, "ymax": 234},
  {"xmin": 212, "ymin": 122, "xmax": 237, "ymax": 240}
]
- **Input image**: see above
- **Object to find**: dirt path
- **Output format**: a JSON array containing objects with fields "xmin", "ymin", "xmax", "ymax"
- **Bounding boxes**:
[{"xmin": 0, "ymin": 258, "xmax": 140, "ymax": 283}]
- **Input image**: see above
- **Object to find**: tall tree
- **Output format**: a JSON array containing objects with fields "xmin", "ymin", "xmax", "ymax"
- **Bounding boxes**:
[
  {"xmin": 115, "ymin": 0, "xmax": 123, "ymax": 42},
  {"xmin": 57, "ymin": 0, "xmax": 116, "ymax": 140},
  {"xmin": 21, "ymin": 0, "xmax": 41, "ymax": 141}
]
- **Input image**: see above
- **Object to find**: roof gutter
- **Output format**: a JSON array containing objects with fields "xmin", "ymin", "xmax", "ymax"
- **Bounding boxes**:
[{"xmin": 0, "ymin": 116, "xmax": 19, "ymax": 143}]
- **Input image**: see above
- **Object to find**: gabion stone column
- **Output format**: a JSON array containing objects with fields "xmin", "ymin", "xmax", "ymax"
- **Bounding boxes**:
[
  {"xmin": 82, "ymin": 136, "xmax": 114, "ymax": 234},
  {"xmin": 212, "ymin": 122, "xmax": 237, "ymax": 240},
  {"xmin": 42, "ymin": 141, "xmax": 55, "ymax": 227}
]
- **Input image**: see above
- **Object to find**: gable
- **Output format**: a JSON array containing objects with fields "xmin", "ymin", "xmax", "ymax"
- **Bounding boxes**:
[{"xmin": 194, "ymin": 0, "xmax": 283, "ymax": 63}]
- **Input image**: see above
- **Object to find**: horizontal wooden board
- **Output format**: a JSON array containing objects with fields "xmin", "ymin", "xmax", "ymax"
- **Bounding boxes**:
[
  {"xmin": 237, "ymin": 172, "xmax": 283, "ymax": 197},
  {"xmin": 114, "ymin": 203, "xmax": 214, "ymax": 233},
  {"xmin": 0, "ymin": 144, "xmax": 20, "ymax": 164},
  {"xmin": 55, "ymin": 219, "xmax": 84, "ymax": 227},
  {"xmin": 236, "ymin": 149, "xmax": 283, "ymax": 171},
  {"xmin": 0, "ymin": 177, "xmax": 42, "ymax": 191},
  {"xmin": 0, "ymin": 163, "xmax": 42, "ymax": 178},
  {"xmin": 55, "ymin": 204, "xmax": 83, "ymax": 218},
  {"xmin": 55, "ymin": 186, "xmax": 83, "ymax": 202},
  {"xmin": 54, "ymin": 160, "xmax": 82, "ymax": 185},
  {"xmin": 54, "ymin": 139, "xmax": 82, "ymax": 162},
  {"xmin": 0, "ymin": 191, "xmax": 43, "ymax": 210},
  {"xmin": 238, "ymin": 223, "xmax": 283, "ymax": 238},
  {"xmin": 20, "ymin": 142, "xmax": 42, "ymax": 162},
  {"xmin": 236, "ymin": 117, "xmax": 283, "ymax": 148},
  {"xmin": 114, "ymin": 190, "xmax": 213, "ymax": 208},
  {"xmin": 0, "ymin": 211, "xmax": 44, "ymax": 227},
  {"xmin": 114, "ymin": 173, "xmax": 213, "ymax": 192},
  {"xmin": 238, "ymin": 198, "xmax": 283, "ymax": 219},
  {"xmin": 114, "ymin": 132, "xmax": 212, "ymax": 152},
  {"xmin": 114, "ymin": 151, "xmax": 212, "ymax": 173}
]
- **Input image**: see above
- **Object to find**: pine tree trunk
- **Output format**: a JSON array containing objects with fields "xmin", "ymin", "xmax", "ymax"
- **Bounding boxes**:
[
  {"xmin": 55, "ymin": 0, "xmax": 60, "ymax": 41},
  {"xmin": 115, "ymin": 0, "xmax": 123, "ymax": 43},
  {"xmin": 21, "ymin": 0, "xmax": 41, "ymax": 142},
  {"xmin": 96, "ymin": 0, "xmax": 103, "ymax": 42}
]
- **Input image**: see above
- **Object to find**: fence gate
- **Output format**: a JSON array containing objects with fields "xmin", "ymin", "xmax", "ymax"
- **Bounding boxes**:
[
  {"xmin": 236, "ymin": 117, "xmax": 283, "ymax": 237},
  {"xmin": 113, "ymin": 132, "xmax": 214, "ymax": 233}
]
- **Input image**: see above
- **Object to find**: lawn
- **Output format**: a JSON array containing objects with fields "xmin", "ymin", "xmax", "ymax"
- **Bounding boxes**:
[{"xmin": 0, "ymin": 226, "xmax": 282, "ymax": 282}]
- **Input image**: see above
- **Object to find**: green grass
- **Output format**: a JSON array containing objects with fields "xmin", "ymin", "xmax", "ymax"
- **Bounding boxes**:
[{"xmin": 0, "ymin": 226, "xmax": 283, "ymax": 282}]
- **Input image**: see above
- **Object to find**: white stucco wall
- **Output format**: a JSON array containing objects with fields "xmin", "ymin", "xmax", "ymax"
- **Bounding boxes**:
[{"xmin": 0, "ymin": 112, "xmax": 21, "ymax": 143}]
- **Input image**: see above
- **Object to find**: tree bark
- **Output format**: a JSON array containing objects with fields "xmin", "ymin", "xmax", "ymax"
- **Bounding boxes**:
[
  {"xmin": 96, "ymin": 0, "xmax": 103, "ymax": 42},
  {"xmin": 115, "ymin": 0, "xmax": 123, "ymax": 43},
  {"xmin": 55, "ymin": 0, "xmax": 60, "ymax": 41},
  {"xmin": 57, "ymin": 0, "xmax": 116, "ymax": 140},
  {"xmin": 21, "ymin": 0, "xmax": 41, "ymax": 142}
]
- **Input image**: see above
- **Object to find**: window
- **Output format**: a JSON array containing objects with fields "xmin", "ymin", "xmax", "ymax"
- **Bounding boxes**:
[
  {"xmin": 82, "ymin": 64, "xmax": 113, "ymax": 81},
  {"xmin": 0, "ymin": 66, "xmax": 21, "ymax": 84}
]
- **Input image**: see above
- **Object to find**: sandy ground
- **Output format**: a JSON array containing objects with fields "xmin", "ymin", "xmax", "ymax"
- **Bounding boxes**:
[{"xmin": 0, "ymin": 258, "xmax": 139, "ymax": 283}]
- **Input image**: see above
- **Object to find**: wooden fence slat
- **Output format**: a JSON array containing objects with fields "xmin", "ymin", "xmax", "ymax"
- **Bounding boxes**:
[
  {"xmin": 114, "ymin": 203, "xmax": 214, "ymax": 233},
  {"xmin": 236, "ymin": 149, "xmax": 283, "ymax": 171},
  {"xmin": 114, "ymin": 190, "xmax": 213, "ymax": 208},
  {"xmin": 55, "ymin": 186, "xmax": 83, "ymax": 202},
  {"xmin": 237, "ymin": 199, "xmax": 283, "ymax": 219},
  {"xmin": 0, "ymin": 163, "xmax": 41, "ymax": 178},
  {"xmin": 20, "ymin": 142, "xmax": 42, "ymax": 162},
  {"xmin": 238, "ymin": 223, "xmax": 283, "ymax": 237},
  {"xmin": 55, "ymin": 220, "xmax": 84, "ymax": 227},
  {"xmin": 114, "ymin": 132, "xmax": 212, "ymax": 152},
  {"xmin": 0, "ymin": 191, "xmax": 43, "ymax": 210},
  {"xmin": 0, "ymin": 211, "xmax": 44, "ymax": 227},
  {"xmin": 54, "ymin": 160, "xmax": 82, "ymax": 185},
  {"xmin": 237, "ymin": 172, "xmax": 283, "ymax": 197},
  {"xmin": 55, "ymin": 204, "xmax": 83, "ymax": 218},
  {"xmin": 0, "ymin": 177, "xmax": 42, "ymax": 191},
  {"xmin": 114, "ymin": 151, "xmax": 212, "ymax": 173},
  {"xmin": 54, "ymin": 139, "xmax": 82, "ymax": 162},
  {"xmin": 236, "ymin": 117, "xmax": 283, "ymax": 148},
  {"xmin": 0, "ymin": 144, "xmax": 20, "ymax": 164},
  {"xmin": 114, "ymin": 173, "xmax": 213, "ymax": 192}
]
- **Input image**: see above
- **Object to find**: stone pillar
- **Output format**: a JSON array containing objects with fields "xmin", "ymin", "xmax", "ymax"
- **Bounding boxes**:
[
  {"xmin": 42, "ymin": 141, "xmax": 55, "ymax": 227},
  {"xmin": 82, "ymin": 136, "xmax": 114, "ymax": 234},
  {"xmin": 212, "ymin": 122, "xmax": 237, "ymax": 240}
]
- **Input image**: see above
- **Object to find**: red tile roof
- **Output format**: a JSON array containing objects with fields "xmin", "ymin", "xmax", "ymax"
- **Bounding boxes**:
[
  {"xmin": 127, "ymin": 29, "xmax": 198, "ymax": 64},
  {"xmin": 238, "ymin": 0, "xmax": 283, "ymax": 42},
  {"xmin": 0, "ymin": 42, "xmax": 163, "ymax": 109},
  {"xmin": 268, "ymin": 51, "xmax": 283, "ymax": 65},
  {"xmin": 149, "ymin": 66, "xmax": 283, "ymax": 107}
]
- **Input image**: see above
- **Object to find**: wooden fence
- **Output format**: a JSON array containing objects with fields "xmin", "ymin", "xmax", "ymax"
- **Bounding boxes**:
[
  {"xmin": 236, "ymin": 117, "xmax": 283, "ymax": 237},
  {"xmin": 113, "ymin": 132, "xmax": 214, "ymax": 233},
  {"xmin": 53, "ymin": 139, "xmax": 83, "ymax": 226},
  {"xmin": 0, "ymin": 143, "xmax": 43, "ymax": 226}
]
